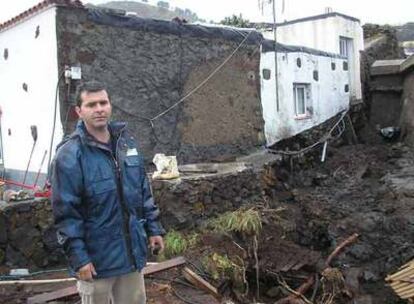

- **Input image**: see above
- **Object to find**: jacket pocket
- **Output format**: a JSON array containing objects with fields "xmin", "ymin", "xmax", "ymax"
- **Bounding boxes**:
[
  {"xmin": 90, "ymin": 178, "xmax": 116, "ymax": 195},
  {"xmin": 125, "ymin": 155, "xmax": 141, "ymax": 167},
  {"xmin": 129, "ymin": 215, "xmax": 148, "ymax": 270},
  {"xmin": 87, "ymin": 235, "xmax": 129, "ymax": 273}
]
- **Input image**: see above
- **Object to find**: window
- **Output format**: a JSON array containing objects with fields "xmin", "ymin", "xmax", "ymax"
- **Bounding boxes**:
[
  {"xmin": 343, "ymin": 61, "xmax": 349, "ymax": 71},
  {"xmin": 313, "ymin": 70, "xmax": 319, "ymax": 81},
  {"xmin": 293, "ymin": 83, "xmax": 310, "ymax": 117},
  {"xmin": 262, "ymin": 69, "xmax": 271, "ymax": 80},
  {"xmin": 339, "ymin": 37, "xmax": 351, "ymax": 57}
]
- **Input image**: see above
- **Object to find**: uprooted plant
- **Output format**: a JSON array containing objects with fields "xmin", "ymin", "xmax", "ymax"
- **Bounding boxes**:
[{"xmin": 207, "ymin": 207, "xmax": 262, "ymax": 299}]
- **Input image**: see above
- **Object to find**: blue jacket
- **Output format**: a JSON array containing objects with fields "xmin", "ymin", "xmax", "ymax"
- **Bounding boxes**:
[{"xmin": 52, "ymin": 121, "xmax": 164, "ymax": 279}]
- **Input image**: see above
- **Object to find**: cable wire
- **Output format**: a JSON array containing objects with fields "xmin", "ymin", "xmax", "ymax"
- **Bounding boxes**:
[
  {"xmin": 46, "ymin": 70, "xmax": 65, "ymax": 181},
  {"xmin": 267, "ymin": 109, "xmax": 349, "ymax": 156}
]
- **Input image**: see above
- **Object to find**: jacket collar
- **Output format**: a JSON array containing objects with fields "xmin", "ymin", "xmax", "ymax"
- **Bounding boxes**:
[{"xmin": 73, "ymin": 120, "xmax": 127, "ymax": 148}]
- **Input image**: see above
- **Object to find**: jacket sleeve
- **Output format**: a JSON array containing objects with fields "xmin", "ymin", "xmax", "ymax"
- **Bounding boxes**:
[
  {"xmin": 52, "ymin": 148, "xmax": 91, "ymax": 271},
  {"xmin": 141, "ymin": 165, "xmax": 165, "ymax": 236}
]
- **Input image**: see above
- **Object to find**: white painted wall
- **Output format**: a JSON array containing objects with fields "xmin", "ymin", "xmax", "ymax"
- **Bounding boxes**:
[
  {"xmin": 263, "ymin": 15, "xmax": 363, "ymax": 102},
  {"xmin": 260, "ymin": 50, "xmax": 350, "ymax": 145},
  {"xmin": 0, "ymin": 7, "xmax": 62, "ymax": 180}
]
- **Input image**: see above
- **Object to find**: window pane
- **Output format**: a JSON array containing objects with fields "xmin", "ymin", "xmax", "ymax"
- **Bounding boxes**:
[{"xmin": 297, "ymin": 88, "xmax": 305, "ymax": 114}]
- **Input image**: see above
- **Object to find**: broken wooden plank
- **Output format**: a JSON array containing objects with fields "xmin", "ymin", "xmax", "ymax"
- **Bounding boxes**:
[
  {"xmin": 182, "ymin": 267, "xmax": 221, "ymax": 300},
  {"xmin": 27, "ymin": 286, "xmax": 77, "ymax": 304},
  {"xmin": 0, "ymin": 278, "xmax": 76, "ymax": 286},
  {"xmin": 27, "ymin": 256, "xmax": 186, "ymax": 304},
  {"xmin": 144, "ymin": 256, "xmax": 186, "ymax": 275}
]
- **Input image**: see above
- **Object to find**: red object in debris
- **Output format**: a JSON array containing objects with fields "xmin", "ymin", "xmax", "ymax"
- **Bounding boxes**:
[
  {"xmin": 0, "ymin": 179, "xmax": 52, "ymax": 198},
  {"xmin": 34, "ymin": 189, "xmax": 51, "ymax": 198}
]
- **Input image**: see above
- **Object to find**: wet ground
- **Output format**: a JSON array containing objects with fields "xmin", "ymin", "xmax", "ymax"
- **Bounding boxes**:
[
  {"xmin": 255, "ymin": 142, "xmax": 414, "ymax": 303},
  {"xmin": 2, "ymin": 142, "xmax": 413, "ymax": 303}
]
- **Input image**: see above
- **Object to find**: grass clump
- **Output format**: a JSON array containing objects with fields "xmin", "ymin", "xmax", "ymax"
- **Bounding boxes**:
[
  {"xmin": 209, "ymin": 207, "xmax": 262, "ymax": 236},
  {"xmin": 159, "ymin": 230, "xmax": 199, "ymax": 259},
  {"xmin": 202, "ymin": 253, "xmax": 245, "ymax": 284}
]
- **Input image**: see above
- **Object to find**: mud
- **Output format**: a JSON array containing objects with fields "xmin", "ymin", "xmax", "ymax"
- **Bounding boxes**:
[{"xmin": 254, "ymin": 142, "xmax": 414, "ymax": 303}]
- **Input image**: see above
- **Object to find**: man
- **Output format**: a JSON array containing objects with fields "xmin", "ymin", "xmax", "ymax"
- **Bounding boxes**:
[{"xmin": 52, "ymin": 81, "xmax": 164, "ymax": 304}]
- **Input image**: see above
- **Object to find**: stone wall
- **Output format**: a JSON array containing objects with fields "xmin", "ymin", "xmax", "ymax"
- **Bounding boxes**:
[
  {"xmin": 0, "ymin": 200, "xmax": 64, "ymax": 269},
  {"xmin": 152, "ymin": 164, "xmax": 264, "ymax": 231},
  {"xmin": 0, "ymin": 164, "xmax": 269, "ymax": 268},
  {"xmin": 56, "ymin": 7, "xmax": 265, "ymax": 164}
]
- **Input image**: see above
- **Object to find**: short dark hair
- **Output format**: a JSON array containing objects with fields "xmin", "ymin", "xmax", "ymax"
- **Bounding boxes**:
[{"xmin": 75, "ymin": 81, "xmax": 110, "ymax": 107}]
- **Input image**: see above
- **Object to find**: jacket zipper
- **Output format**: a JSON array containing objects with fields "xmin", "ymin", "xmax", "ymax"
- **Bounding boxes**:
[{"xmin": 112, "ymin": 135, "xmax": 137, "ymax": 270}]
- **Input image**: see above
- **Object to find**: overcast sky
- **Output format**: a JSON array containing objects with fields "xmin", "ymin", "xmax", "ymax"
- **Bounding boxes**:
[{"xmin": 0, "ymin": 0, "xmax": 412, "ymax": 25}]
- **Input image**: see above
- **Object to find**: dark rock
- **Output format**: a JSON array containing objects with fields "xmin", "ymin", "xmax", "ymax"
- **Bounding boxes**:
[
  {"xmin": 0, "ymin": 248, "xmax": 5, "ymax": 264},
  {"xmin": 362, "ymin": 270, "xmax": 378, "ymax": 282},
  {"xmin": 265, "ymin": 286, "xmax": 284, "ymax": 298},
  {"xmin": 0, "ymin": 215, "xmax": 7, "ymax": 244},
  {"xmin": 6, "ymin": 245, "xmax": 27, "ymax": 267},
  {"xmin": 349, "ymin": 243, "xmax": 374, "ymax": 262}
]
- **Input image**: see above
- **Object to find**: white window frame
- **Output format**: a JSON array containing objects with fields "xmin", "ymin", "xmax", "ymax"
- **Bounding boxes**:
[
  {"xmin": 339, "ymin": 36, "xmax": 352, "ymax": 58},
  {"xmin": 293, "ymin": 83, "xmax": 309, "ymax": 118}
]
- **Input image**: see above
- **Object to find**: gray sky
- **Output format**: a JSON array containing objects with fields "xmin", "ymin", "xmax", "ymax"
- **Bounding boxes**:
[{"xmin": 0, "ymin": 0, "xmax": 412, "ymax": 25}]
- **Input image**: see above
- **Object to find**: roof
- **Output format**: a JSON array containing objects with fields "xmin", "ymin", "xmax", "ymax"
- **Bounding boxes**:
[
  {"xmin": 371, "ymin": 59, "xmax": 406, "ymax": 75},
  {"xmin": 370, "ymin": 55, "xmax": 414, "ymax": 75},
  {"xmin": 252, "ymin": 12, "xmax": 360, "ymax": 29},
  {"xmin": 400, "ymin": 55, "xmax": 414, "ymax": 73},
  {"xmin": 261, "ymin": 39, "xmax": 346, "ymax": 59},
  {"xmin": 0, "ymin": 0, "xmax": 84, "ymax": 32},
  {"xmin": 87, "ymin": 9, "xmax": 263, "ymax": 45}
]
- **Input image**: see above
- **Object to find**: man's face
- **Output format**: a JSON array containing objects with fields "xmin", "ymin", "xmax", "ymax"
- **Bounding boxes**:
[{"xmin": 76, "ymin": 90, "xmax": 112, "ymax": 131}]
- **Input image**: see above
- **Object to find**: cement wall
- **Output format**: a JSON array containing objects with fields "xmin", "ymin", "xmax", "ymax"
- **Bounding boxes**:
[
  {"xmin": 369, "ymin": 72, "xmax": 403, "ymax": 129},
  {"xmin": 0, "ymin": 7, "xmax": 63, "ymax": 182},
  {"xmin": 56, "ymin": 7, "xmax": 265, "ymax": 164},
  {"xmin": 400, "ymin": 71, "xmax": 414, "ymax": 144}
]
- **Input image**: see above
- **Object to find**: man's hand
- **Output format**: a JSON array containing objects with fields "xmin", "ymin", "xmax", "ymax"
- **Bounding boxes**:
[
  {"xmin": 149, "ymin": 235, "xmax": 164, "ymax": 255},
  {"xmin": 77, "ymin": 262, "xmax": 97, "ymax": 281}
]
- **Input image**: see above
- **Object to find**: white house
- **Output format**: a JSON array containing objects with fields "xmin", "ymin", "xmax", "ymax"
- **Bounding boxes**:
[
  {"xmin": 258, "ymin": 12, "xmax": 363, "ymax": 146},
  {"xmin": 260, "ymin": 42, "xmax": 350, "ymax": 145},
  {"xmin": 0, "ymin": 1, "xmax": 83, "ymax": 187},
  {"xmin": 262, "ymin": 12, "xmax": 364, "ymax": 104}
]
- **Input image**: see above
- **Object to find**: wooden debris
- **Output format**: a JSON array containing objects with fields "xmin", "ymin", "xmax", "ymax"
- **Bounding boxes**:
[
  {"xmin": 143, "ymin": 256, "xmax": 186, "ymax": 275},
  {"xmin": 0, "ymin": 278, "xmax": 76, "ymax": 286},
  {"xmin": 27, "ymin": 286, "xmax": 77, "ymax": 304},
  {"xmin": 325, "ymin": 233, "xmax": 359, "ymax": 268},
  {"xmin": 182, "ymin": 267, "xmax": 221, "ymax": 300},
  {"xmin": 386, "ymin": 259, "xmax": 414, "ymax": 300},
  {"xmin": 275, "ymin": 275, "xmax": 315, "ymax": 304},
  {"xmin": 26, "ymin": 256, "xmax": 186, "ymax": 304},
  {"xmin": 275, "ymin": 233, "xmax": 360, "ymax": 304}
]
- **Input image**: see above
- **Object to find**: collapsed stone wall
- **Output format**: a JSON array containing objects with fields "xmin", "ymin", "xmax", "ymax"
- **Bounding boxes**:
[{"xmin": 56, "ymin": 7, "xmax": 265, "ymax": 165}]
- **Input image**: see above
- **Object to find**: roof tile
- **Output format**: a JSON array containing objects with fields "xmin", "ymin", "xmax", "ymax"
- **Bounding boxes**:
[{"xmin": 0, "ymin": 0, "xmax": 84, "ymax": 31}]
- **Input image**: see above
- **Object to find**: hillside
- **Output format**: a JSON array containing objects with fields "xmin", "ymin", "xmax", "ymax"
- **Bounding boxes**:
[
  {"xmin": 87, "ymin": 1, "xmax": 205, "ymax": 23},
  {"xmin": 395, "ymin": 22, "xmax": 414, "ymax": 42}
]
